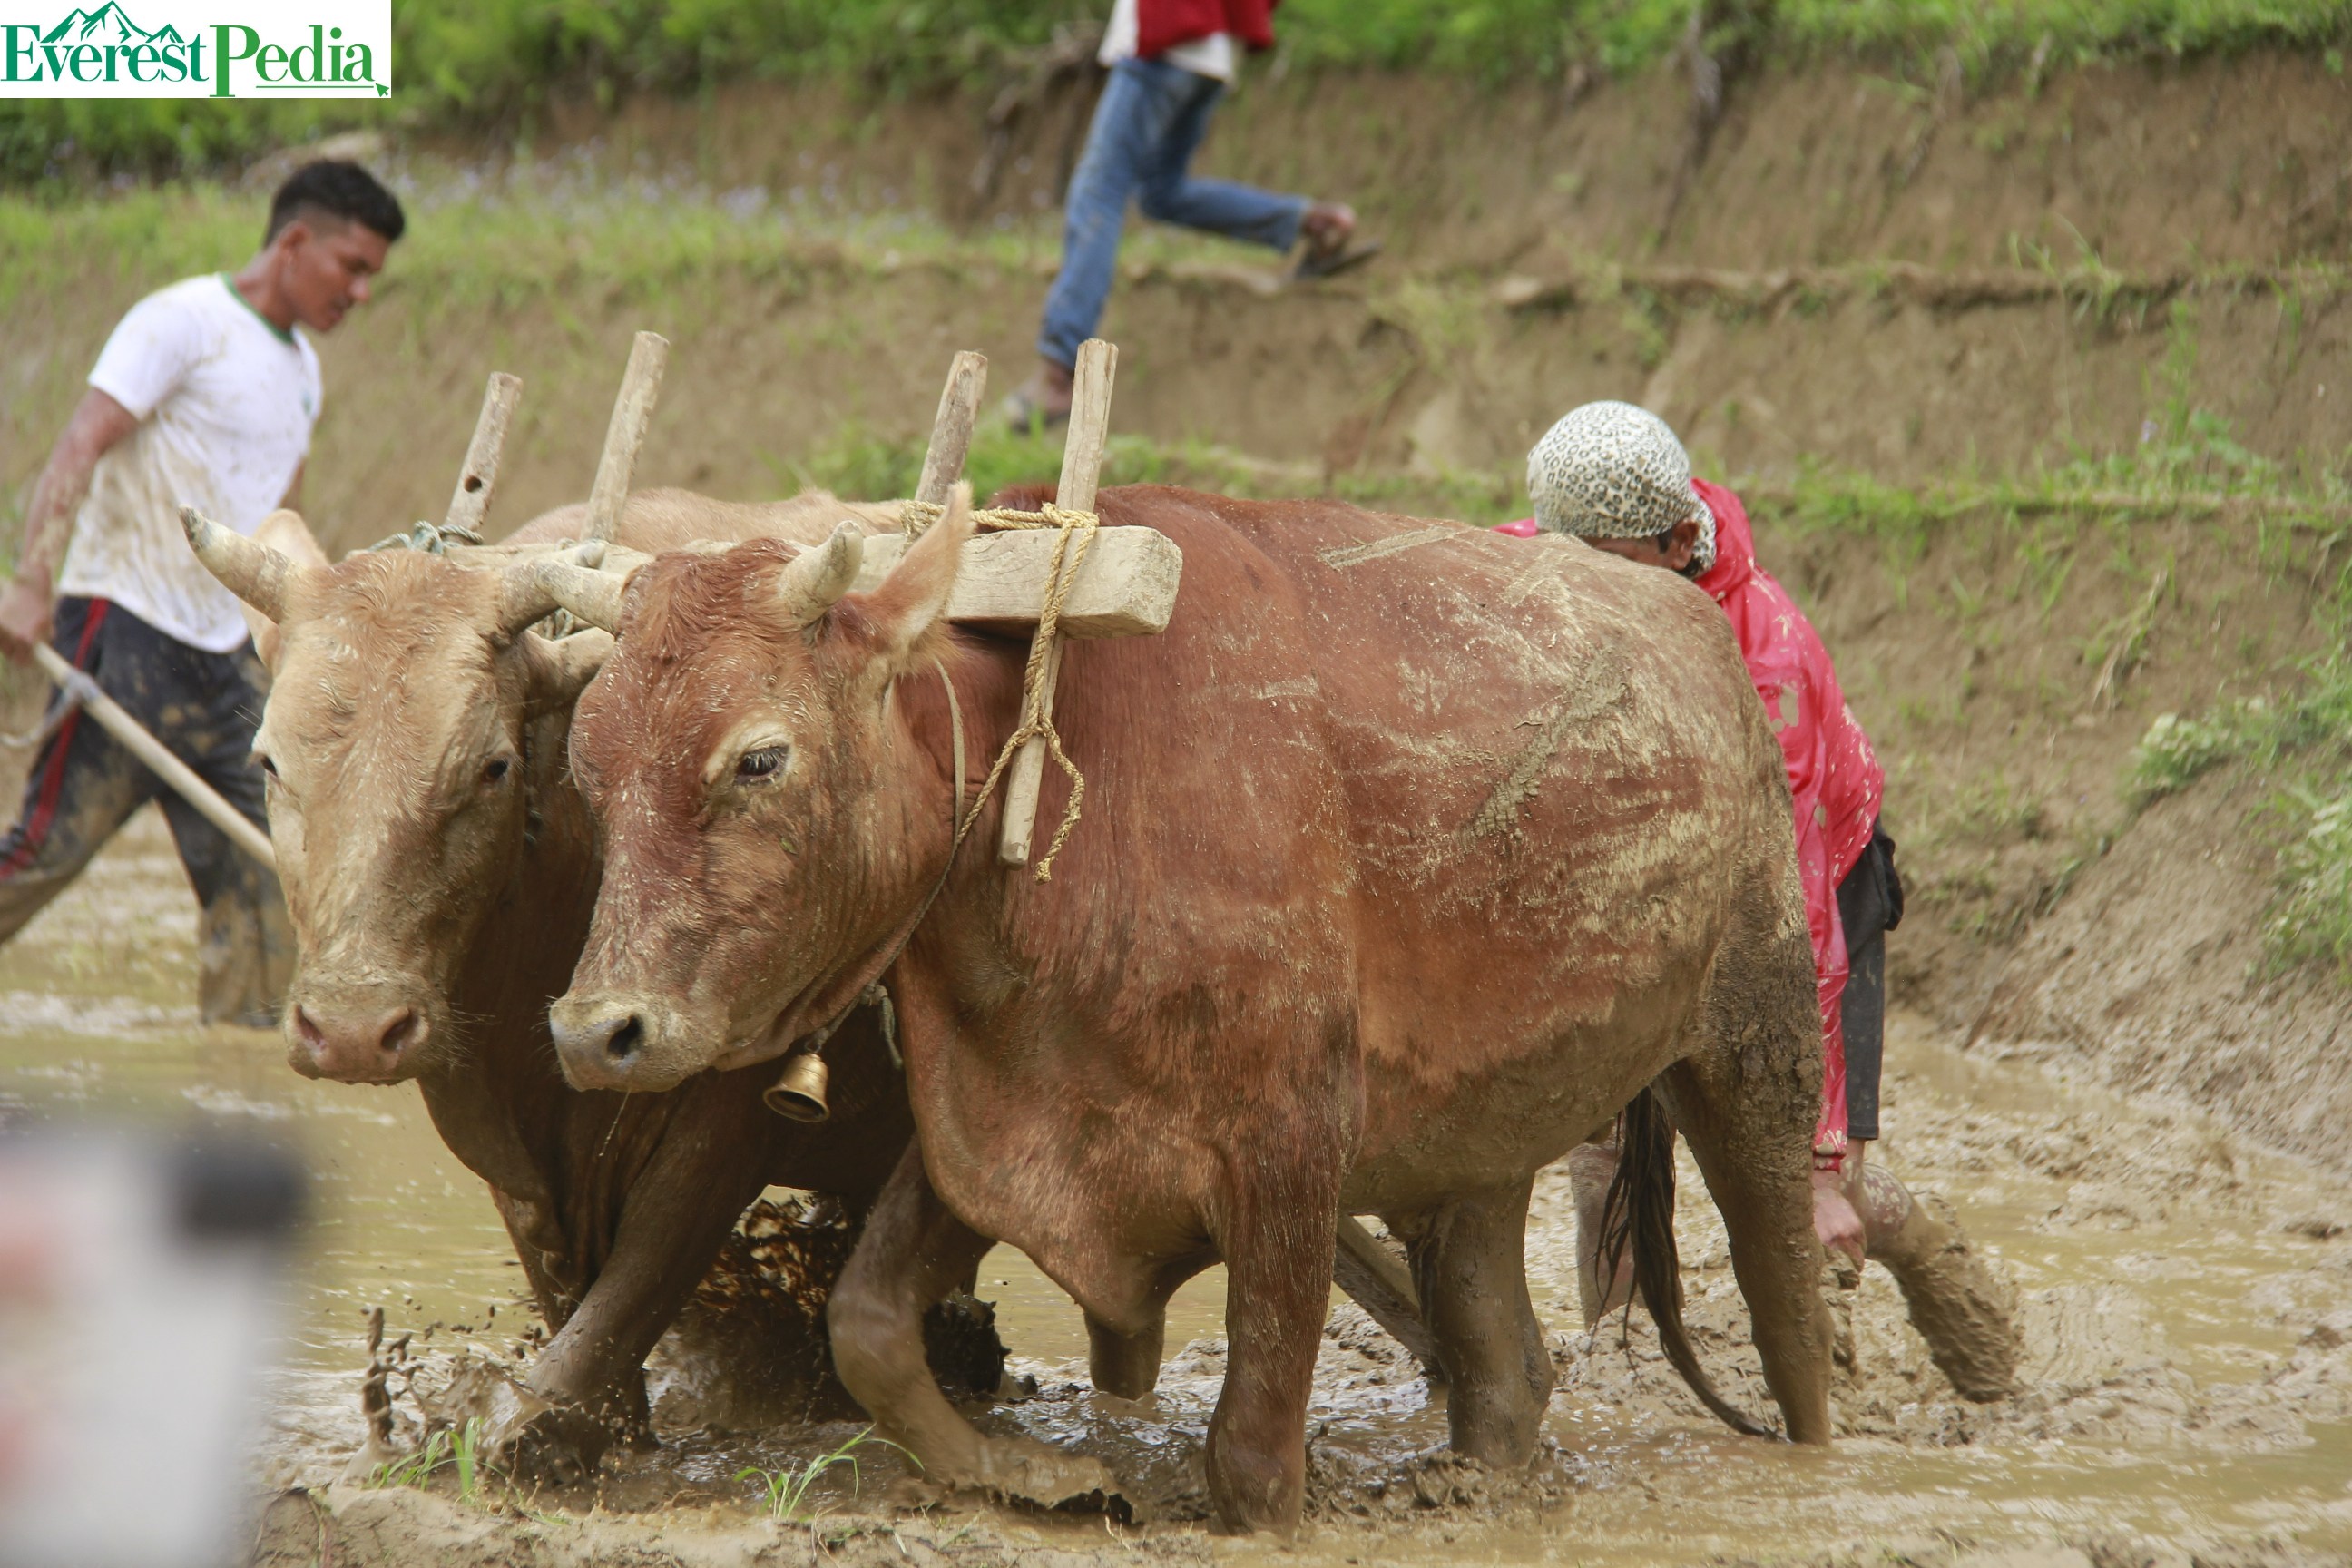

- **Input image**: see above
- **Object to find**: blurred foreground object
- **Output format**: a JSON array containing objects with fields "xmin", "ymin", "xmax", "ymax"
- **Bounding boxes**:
[{"xmin": 0, "ymin": 1125, "xmax": 306, "ymax": 1568}]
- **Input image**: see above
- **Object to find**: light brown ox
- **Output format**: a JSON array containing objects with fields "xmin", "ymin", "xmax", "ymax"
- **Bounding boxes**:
[
  {"xmin": 185, "ymin": 490, "xmax": 949, "ymax": 1461},
  {"xmin": 538, "ymin": 485, "xmax": 1837, "ymax": 1533}
]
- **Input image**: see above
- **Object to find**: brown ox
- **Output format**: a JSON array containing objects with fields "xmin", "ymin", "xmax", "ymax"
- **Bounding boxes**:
[
  {"xmin": 186, "ymin": 490, "xmax": 937, "ymax": 1458},
  {"xmin": 545, "ymin": 486, "xmax": 1834, "ymax": 1532}
]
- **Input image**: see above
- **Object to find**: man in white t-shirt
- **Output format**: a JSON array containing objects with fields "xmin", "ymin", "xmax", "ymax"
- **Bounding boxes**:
[
  {"xmin": 1004, "ymin": 0, "xmax": 1377, "ymax": 427},
  {"xmin": 0, "ymin": 161, "xmax": 404, "ymax": 1024}
]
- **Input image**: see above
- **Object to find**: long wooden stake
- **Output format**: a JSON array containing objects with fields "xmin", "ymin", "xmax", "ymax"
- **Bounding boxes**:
[
  {"xmin": 999, "ymin": 338, "xmax": 1115, "ymax": 867},
  {"xmin": 583, "ymin": 332, "xmax": 670, "ymax": 544},
  {"xmin": 914, "ymin": 351, "xmax": 989, "ymax": 510},
  {"xmin": 31, "ymin": 643, "xmax": 275, "ymax": 872},
  {"xmin": 1332, "ymin": 1216, "xmax": 1440, "ymax": 1373},
  {"xmin": 444, "ymin": 372, "xmax": 522, "ymax": 536}
]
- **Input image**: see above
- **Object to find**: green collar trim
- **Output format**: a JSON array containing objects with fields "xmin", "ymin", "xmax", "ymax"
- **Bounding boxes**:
[{"xmin": 220, "ymin": 274, "xmax": 296, "ymax": 345}]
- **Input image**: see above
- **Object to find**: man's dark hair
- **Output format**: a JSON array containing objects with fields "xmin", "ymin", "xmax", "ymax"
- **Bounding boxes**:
[{"xmin": 265, "ymin": 160, "xmax": 406, "ymax": 246}]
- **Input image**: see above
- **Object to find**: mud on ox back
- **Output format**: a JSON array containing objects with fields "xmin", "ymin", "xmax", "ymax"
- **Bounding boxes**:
[{"xmin": 534, "ymin": 479, "xmax": 1838, "ymax": 1533}]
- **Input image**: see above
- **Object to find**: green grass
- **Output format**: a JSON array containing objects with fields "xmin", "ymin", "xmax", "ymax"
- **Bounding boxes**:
[
  {"xmin": 779, "ymin": 419, "xmax": 1521, "ymax": 525},
  {"xmin": 2130, "ymin": 652, "xmax": 2352, "ymax": 978},
  {"xmin": 737, "ymin": 1426, "xmax": 911, "ymax": 1524},
  {"xmin": 6, "ymin": 0, "xmax": 2349, "ymax": 182},
  {"xmin": 364, "ymin": 1417, "xmax": 489, "ymax": 1504},
  {"xmin": 2268, "ymin": 788, "xmax": 2352, "ymax": 977}
]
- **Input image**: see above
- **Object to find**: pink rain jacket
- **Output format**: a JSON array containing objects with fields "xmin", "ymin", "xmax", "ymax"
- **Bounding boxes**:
[{"xmin": 1495, "ymin": 482, "xmax": 1884, "ymax": 1166}]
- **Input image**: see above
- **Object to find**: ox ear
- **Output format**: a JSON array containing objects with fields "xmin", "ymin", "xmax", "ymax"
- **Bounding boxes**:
[
  {"xmin": 842, "ymin": 483, "xmax": 971, "ymax": 675},
  {"xmin": 769, "ymin": 522, "xmax": 865, "ymax": 629},
  {"xmin": 522, "ymin": 628, "xmax": 613, "ymax": 717}
]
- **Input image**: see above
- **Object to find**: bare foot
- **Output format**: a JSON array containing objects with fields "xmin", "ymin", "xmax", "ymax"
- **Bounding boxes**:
[
  {"xmin": 1299, "ymin": 201, "xmax": 1357, "ymax": 254},
  {"xmin": 1812, "ymin": 1165, "xmax": 1866, "ymax": 1267},
  {"xmin": 1294, "ymin": 201, "xmax": 1380, "ymax": 280}
]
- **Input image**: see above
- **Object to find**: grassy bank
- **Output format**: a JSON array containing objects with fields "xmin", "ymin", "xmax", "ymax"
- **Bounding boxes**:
[{"xmin": 7, "ymin": 0, "xmax": 2350, "ymax": 182}]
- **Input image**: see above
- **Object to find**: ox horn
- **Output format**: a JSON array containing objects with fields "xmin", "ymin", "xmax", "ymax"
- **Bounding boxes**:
[
  {"xmin": 181, "ymin": 506, "xmax": 295, "ymax": 622},
  {"xmin": 514, "ymin": 558, "xmax": 631, "ymax": 636},
  {"xmin": 773, "ymin": 523, "xmax": 865, "ymax": 627}
]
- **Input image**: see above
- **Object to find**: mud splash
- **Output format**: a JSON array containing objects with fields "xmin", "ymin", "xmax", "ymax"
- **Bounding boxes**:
[{"xmin": 7, "ymin": 813, "xmax": 2352, "ymax": 1566}]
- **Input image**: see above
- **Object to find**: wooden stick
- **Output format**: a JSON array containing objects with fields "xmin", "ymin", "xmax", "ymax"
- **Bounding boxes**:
[
  {"xmin": 999, "ymin": 337, "xmax": 1115, "ymax": 867},
  {"xmin": 31, "ymin": 643, "xmax": 275, "ymax": 873},
  {"xmin": 444, "ymin": 372, "xmax": 522, "ymax": 536},
  {"xmin": 1332, "ymin": 1216, "xmax": 1440, "ymax": 1373},
  {"xmin": 914, "ymin": 351, "xmax": 989, "ymax": 510},
  {"xmin": 583, "ymin": 331, "xmax": 670, "ymax": 544}
]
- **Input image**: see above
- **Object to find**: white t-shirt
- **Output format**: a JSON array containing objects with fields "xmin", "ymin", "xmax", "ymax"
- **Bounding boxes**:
[
  {"xmin": 1101, "ymin": 0, "xmax": 1236, "ymax": 82},
  {"xmin": 61, "ymin": 274, "xmax": 321, "ymax": 652}
]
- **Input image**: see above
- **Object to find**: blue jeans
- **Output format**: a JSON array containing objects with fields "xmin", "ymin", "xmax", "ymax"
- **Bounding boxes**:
[{"xmin": 1037, "ymin": 56, "xmax": 1310, "ymax": 369}]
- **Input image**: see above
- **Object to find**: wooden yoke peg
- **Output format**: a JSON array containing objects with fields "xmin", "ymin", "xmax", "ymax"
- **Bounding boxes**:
[
  {"xmin": 914, "ymin": 350, "xmax": 989, "ymax": 514},
  {"xmin": 444, "ymin": 372, "xmax": 521, "ymax": 537},
  {"xmin": 583, "ymin": 331, "xmax": 670, "ymax": 544},
  {"xmin": 999, "ymin": 337, "xmax": 1115, "ymax": 867}
]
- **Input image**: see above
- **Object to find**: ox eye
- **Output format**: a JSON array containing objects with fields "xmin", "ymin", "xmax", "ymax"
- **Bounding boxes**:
[
  {"xmin": 482, "ymin": 757, "xmax": 513, "ymax": 784},
  {"xmin": 258, "ymin": 753, "xmax": 279, "ymax": 779},
  {"xmin": 736, "ymin": 746, "xmax": 788, "ymax": 783}
]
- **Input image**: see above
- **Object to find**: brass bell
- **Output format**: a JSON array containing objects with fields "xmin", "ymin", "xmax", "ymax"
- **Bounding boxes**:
[{"xmin": 764, "ymin": 1051, "xmax": 831, "ymax": 1122}]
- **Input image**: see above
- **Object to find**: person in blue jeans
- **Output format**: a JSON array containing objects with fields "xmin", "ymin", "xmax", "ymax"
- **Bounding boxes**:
[{"xmin": 1005, "ymin": 0, "xmax": 1373, "ymax": 427}]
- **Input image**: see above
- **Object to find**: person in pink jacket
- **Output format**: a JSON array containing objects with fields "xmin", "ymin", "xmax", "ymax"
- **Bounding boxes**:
[{"xmin": 1501, "ymin": 406, "xmax": 1899, "ymax": 1287}]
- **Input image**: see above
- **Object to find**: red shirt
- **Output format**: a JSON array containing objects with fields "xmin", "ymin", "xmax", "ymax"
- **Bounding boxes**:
[
  {"xmin": 1138, "ymin": 0, "xmax": 1278, "ymax": 56},
  {"xmin": 1692, "ymin": 480, "xmax": 1882, "ymax": 1165},
  {"xmin": 1494, "ymin": 485, "xmax": 1884, "ymax": 1164}
]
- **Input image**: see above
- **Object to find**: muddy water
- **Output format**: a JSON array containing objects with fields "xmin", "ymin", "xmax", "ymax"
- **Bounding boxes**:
[{"xmin": 12, "ymin": 813, "xmax": 2352, "ymax": 1565}]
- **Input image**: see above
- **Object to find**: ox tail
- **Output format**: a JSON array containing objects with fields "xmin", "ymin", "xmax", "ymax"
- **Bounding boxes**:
[{"xmin": 1595, "ymin": 1084, "xmax": 1779, "ymax": 1440}]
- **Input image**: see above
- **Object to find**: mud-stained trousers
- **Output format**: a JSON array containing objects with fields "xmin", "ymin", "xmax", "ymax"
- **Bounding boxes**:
[{"xmin": 0, "ymin": 596, "xmax": 290, "ymax": 1024}]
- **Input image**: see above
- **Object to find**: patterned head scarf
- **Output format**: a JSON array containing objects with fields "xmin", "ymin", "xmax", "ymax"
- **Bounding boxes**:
[{"xmin": 1525, "ymin": 401, "xmax": 1717, "ymax": 575}]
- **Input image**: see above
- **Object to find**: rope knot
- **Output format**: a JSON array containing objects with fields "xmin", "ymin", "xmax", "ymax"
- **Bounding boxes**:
[{"xmin": 904, "ymin": 498, "xmax": 1102, "ymax": 882}]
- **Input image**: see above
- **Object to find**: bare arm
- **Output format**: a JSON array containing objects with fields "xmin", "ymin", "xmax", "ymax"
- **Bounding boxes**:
[{"xmin": 0, "ymin": 388, "xmax": 139, "ymax": 662}]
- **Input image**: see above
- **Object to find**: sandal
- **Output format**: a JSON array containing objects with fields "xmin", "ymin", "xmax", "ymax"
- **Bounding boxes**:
[{"xmin": 1292, "ymin": 238, "xmax": 1384, "ymax": 282}]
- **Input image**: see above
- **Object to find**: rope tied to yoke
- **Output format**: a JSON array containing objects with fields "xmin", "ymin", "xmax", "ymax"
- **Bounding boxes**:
[{"xmin": 900, "ymin": 497, "xmax": 1098, "ymax": 882}]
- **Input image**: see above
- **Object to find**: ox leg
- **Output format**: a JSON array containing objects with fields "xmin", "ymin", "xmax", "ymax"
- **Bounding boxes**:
[
  {"xmin": 1406, "ymin": 1177, "xmax": 1551, "ymax": 1467},
  {"xmin": 1203, "ymin": 1191, "xmax": 1334, "ymax": 1534},
  {"xmin": 1657, "ymin": 1054, "xmax": 1834, "ymax": 1445},
  {"xmin": 832, "ymin": 1145, "xmax": 1120, "ymax": 1509},
  {"xmin": 518, "ymin": 1100, "xmax": 771, "ymax": 1469}
]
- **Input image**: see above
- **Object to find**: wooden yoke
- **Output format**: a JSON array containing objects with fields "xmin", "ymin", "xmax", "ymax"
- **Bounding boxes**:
[
  {"xmin": 1000, "ymin": 338, "xmax": 1116, "ymax": 867},
  {"xmin": 583, "ymin": 331, "xmax": 670, "ymax": 544},
  {"xmin": 445, "ymin": 372, "xmax": 521, "ymax": 537},
  {"xmin": 915, "ymin": 350, "xmax": 989, "ymax": 511}
]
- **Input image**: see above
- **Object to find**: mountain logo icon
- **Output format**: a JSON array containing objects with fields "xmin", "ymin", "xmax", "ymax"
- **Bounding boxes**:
[{"xmin": 40, "ymin": 3, "xmax": 156, "ymax": 45}]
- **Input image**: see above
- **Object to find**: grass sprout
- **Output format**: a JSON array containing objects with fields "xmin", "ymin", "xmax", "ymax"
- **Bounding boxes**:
[
  {"xmin": 364, "ymin": 1417, "xmax": 489, "ymax": 1505},
  {"xmin": 737, "ymin": 1426, "xmax": 915, "ymax": 1524}
]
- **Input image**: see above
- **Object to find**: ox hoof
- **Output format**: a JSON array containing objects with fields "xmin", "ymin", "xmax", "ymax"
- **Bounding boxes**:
[
  {"xmin": 497, "ymin": 1404, "xmax": 647, "ymax": 1485},
  {"xmin": 972, "ymin": 1436, "xmax": 1126, "ymax": 1515}
]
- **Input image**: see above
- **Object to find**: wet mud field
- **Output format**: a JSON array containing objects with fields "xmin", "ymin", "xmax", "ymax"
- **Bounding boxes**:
[{"xmin": 5, "ymin": 811, "xmax": 2350, "ymax": 1568}]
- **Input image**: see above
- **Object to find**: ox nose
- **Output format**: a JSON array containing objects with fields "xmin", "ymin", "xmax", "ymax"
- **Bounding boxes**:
[
  {"xmin": 290, "ymin": 1003, "xmax": 423, "ymax": 1083},
  {"xmin": 548, "ymin": 1002, "xmax": 647, "ymax": 1077}
]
